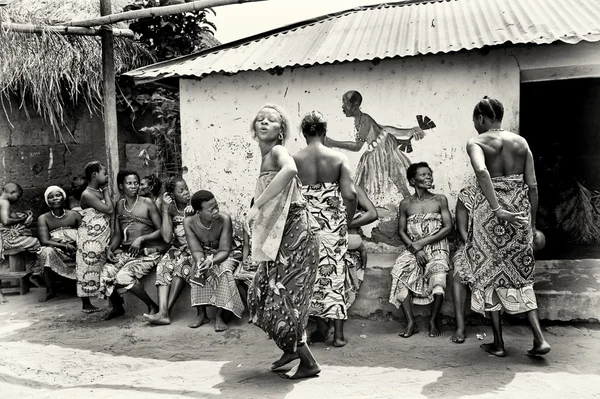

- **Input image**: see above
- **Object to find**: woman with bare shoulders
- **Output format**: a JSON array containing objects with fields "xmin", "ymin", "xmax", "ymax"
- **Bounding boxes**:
[
  {"xmin": 247, "ymin": 104, "xmax": 322, "ymax": 379},
  {"xmin": 465, "ymin": 96, "xmax": 550, "ymax": 357},
  {"xmin": 294, "ymin": 111, "xmax": 357, "ymax": 348},
  {"xmin": 183, "ymin": 190, "xmax": 245, "ymax": 332},
  {"xmin": 36, "ymin": 186, "xmax": 82, "ymax": 303},
  {"xmin": 100, "ymin": 170, "xmax": 167, "ymax": 320},
  {"xmin": 76, "ymin": 161, "xmax": 113, "ymax": 313}
]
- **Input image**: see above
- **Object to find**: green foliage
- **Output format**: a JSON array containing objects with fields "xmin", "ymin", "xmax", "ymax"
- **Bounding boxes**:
[{"xmin": 119, "ymin": 0, "xmax": 218, "ymax": 175}]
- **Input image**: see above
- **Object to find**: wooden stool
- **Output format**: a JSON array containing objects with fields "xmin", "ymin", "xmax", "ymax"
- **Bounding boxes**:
[{"xmin": 0, "ymin": 250, "xmax": 30, "ymax": 295}]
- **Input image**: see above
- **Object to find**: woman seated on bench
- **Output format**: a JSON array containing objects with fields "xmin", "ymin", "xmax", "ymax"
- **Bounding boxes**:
[{"xmin": 36, "ymin": 186, "xmax": 82, "ymax": 303}]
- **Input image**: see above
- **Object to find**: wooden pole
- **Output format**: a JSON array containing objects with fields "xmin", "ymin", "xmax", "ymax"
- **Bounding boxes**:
[
  {"xmin": 68, "ymin": 0, "xmax": 266, "ymax": 27},
  {"xmin": 2, "ymin": 23, "xmax": 134, "ymax": 38},
  {"xmin": 101, "ymin": 0, "xmax": 120, "ymax": 196}
]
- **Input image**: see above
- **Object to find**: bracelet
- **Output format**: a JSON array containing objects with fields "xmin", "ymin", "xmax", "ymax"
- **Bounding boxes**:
[{"xmin": 490, "ymin": 205, "xmax": 501, "ymax": 212}]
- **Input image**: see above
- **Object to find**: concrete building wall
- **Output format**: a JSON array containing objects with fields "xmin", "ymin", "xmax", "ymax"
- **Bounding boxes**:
[{"xmin": 0, "ymin": 104, "xmax": 107, "ymax": 216}]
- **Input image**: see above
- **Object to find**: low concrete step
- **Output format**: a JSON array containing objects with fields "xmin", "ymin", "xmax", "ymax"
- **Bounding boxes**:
[{"xmin": 124, "ymin": 254, "xmax": 600, "ymax": 322}]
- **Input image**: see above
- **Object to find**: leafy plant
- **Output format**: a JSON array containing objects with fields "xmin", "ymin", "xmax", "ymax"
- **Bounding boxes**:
[{"xmin": 118, "ymin": 0, "xmax": 218, "ymax": 175}]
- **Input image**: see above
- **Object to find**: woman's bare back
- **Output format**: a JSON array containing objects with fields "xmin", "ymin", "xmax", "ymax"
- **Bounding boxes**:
[
  {"xmin": 473, "ymin": 131, "xmax": 529, "ymax": 177},
  {"xmin": 294, "ymin": 146, "xmax": 345, "ymax": 185}
]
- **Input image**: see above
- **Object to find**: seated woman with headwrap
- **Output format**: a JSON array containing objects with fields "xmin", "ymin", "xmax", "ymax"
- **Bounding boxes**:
[{"xmin": 36, "ymin": 185, "xmax": 82, "ymax": 302}]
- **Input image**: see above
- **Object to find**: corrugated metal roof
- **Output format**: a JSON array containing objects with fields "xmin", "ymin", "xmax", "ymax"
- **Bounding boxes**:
[{"xmin": 126, "ymin": 0, "xmax": 600, "ymax": 83}]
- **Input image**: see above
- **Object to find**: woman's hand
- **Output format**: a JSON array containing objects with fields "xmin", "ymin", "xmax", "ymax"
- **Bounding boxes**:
[
  {"xmin": 184, "ymin": 205, "xmax": 195, "ymax": 216},
  {"xmin": 106, "ymin": 248, "xmax": 117, "ymax": 263},
  {"xmin": 194, "ymin": 259, "xmax": 212, "ymax": 277},
  {"xmin": 161, "ymin": 193, "xmax": 173, "ymax": 211},
  {"xmin": 64, "ymin": 243, "xmax": 77, "ymax": 254},
  {"xmin": 128, "ymin": 237, "xmax": 144, "ymax": 257},
  {"xmin": 415, "ymin": 250, "xmax": 428, "ymax": 267},
  {"xmin": 409, "ymin": 240, "xmax": 425, "ymax": 253},
  {"xmin": 494, "ymin": 209, "xmax": 528, "ymax": 227}
]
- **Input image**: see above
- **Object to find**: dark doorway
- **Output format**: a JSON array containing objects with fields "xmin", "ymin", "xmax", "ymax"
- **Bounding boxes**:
[{"xmin": 521, "ymin": 78, "xmax": 600, "ymax": 259}]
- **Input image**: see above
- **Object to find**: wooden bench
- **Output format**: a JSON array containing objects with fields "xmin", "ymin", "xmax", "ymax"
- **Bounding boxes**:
[{"xmin": 0, "ymin": 250, "xmax": 30, "ymax": 295}]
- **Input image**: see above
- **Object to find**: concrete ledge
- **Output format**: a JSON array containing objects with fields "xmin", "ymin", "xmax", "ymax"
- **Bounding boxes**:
[{"xmin": 124, "ymin": 254, "xmax": 600, "ymax": 322}]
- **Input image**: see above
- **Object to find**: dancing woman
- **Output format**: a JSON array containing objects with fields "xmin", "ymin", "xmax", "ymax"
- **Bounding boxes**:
[{"xmin": 247, "ymin": 104, "xmax": 321, "ymax": 379}]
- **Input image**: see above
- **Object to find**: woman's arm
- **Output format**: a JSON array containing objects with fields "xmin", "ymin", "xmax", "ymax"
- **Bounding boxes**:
[
  {"xmin": 524, "ymin": 147, "xmax": 538, "ymax": 231},
  {"xmin": 80, "ymin": 190, "xmax": 113, "ymax": 215},
  {"xmin": 339, "ymin": 157, "xmax": 357, "ymax": 224},
  {"xmin": 183, "ymin": 216, "xmax": 206, "ymax": 264},
  {"xmin": 160, "ymin": 200, "xmax": 175, "ymax": 243},
  {"xmin": 455, "ymin": 199, "xmax": 469, "ymax": 243},
  {"xmin": 467, "ymin": 140, "xmax": 527, "ymax": 226},
  {"xmin": 211, "ymin": 214, "xmax": 233, "ymax": 265},
  {"xmin": 349, "ymin": 186, "xmax": 378, "ymax": 228},
  {"xmin": 254, "ymin": 146, "xmax": 298, "ymax": 209},
  {"xmin": 397, "ymin": 200, "xmax": 413, "ymax": 247}
]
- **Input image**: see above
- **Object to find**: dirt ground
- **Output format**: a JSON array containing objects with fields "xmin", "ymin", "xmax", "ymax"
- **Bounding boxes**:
[{"xmin": 1, "ymin": 291, "xmax": 599, "ymax": 399}]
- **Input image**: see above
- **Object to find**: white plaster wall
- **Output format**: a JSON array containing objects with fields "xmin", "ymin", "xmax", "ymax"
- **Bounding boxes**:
[
  {"xmin": 180, "ymin": 48, "xmax": 522, "ymax": 242},
  {"xmin": 180, "ymin": 42, "xmax": 600, "ymax": 248}
]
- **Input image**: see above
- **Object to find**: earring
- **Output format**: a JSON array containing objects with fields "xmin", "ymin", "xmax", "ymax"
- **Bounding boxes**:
[{"xmin": 278, "ymin": 132, "xmax": 284, "ymax": 141}]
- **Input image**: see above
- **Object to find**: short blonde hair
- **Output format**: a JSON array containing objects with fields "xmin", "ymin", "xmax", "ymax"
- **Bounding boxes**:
[{"xmin": 250, "ymin": 103, "xmax": 292, "ymax": 145}]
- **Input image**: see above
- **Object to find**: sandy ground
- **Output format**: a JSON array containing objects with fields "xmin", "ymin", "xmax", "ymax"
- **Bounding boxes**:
[{"xmin": 1, "ymin": 290, "xmax": 600, "ymax": 399}]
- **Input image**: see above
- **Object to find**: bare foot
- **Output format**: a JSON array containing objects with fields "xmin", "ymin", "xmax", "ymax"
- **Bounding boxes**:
[
  {"xmin": 281, "ymin": 363, "xmax": 321, "ymax": 380},
  {"xmin": 450, "ymin": 328, "xmax": 466, "ymax": 344},
  {"xmin": 333, "ymin": 337, "xmax": 348, "ymax": 347},
  {"xmin": 215, "ymin": 316, "xmax": 229, "ymax": 332},
  {"xmin": 271, "ymin": 352, "xmax": 300, "ymax": 370},
  {"xmin": 527, "ymin": 340, "xmax": 551, "ymax": 356},
  {"xmin": 188, "ymin": 314, "xmax": 210, "ymax": 328},
  {"xmin": 144, "ymin": 312, "xmax": 171, "ymax": 326},
  {"xmin": 103, "ymin": 307, "xmax": 125, "ymax": 320},
  {"xmin": 480, "ymin": 343, "xmax": 506, "ymax": 357},
  {"xmin": 399, "ymin": 322, "xmax": 419, "ymax": 338},
  {"xmin": 429, "ymin": 320, "xmax": 443, "ymax": 337},
  {"xmin": 38, "ymin": 292, "xmax": 57, "ymax": 303}
]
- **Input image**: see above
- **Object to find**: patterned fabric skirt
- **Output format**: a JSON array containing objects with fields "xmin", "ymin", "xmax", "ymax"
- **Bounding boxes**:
[
  {"xmin": 76, "ymin": 209, "xmax": 111, "ymax": 298},
  {"xmin": 38, "ymin": 247, "xmax": 76, "ymax": 280},
  {"xmin": 1, "ymin": 225, "xmax": 41, "ymax": 273},
  {"xmin": 389, "ymin": 213, "xmax": 450, "ymax": 307},
  {"xmin": 465, "ymin": 175, "xmax": 537, "ymax": 315},
  {"xmin": 99, "ymin": 251, "xmax": 160, "ymax": 298},
  {"xmin": 452, "ymin": 243, "xmax": 475, "ymax": 286},
  {"xmin": 344, "ymin": 249, "xmax": 364, "ymax": 308},
  {"xmin": 190, "ymin": 257, "xmax": 245, "ymax": 318},
  {"xmin": 248, "ymin": 203, "xmax": 320, "ymax": 353},
  {"xmin": 303, "ymin": 182, "xmax": 348, "ymax": 321},
  {"xmin": 155, "ymin": 246, "xmax": 193, "ymax": 286}
]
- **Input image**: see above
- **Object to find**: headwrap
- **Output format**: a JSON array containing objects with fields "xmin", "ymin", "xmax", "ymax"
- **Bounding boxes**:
[{"xmin": 44, "ymin": 185, "xmax": 67, "ymax": 206}]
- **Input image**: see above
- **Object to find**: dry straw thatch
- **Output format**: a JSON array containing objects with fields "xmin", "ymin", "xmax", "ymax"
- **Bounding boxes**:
[{"xmin": 0, "ymin": 0, "xmax": 156, "ymax": 142}]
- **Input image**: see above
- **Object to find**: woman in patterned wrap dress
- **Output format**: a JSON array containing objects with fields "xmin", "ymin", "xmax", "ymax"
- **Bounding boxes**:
[
  {"xmin": 247, "ymin": 104, "xmax": 322, "ymax": 380},
  {"xmin": 295, "ymin": 111, "xmax": 357, "ymax": 348}
]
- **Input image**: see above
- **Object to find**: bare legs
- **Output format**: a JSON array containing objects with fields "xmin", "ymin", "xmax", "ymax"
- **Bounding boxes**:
[
  {"xmin": 429, "ymin": 293, "xmax": 443, "ymax": 337},
  {"xmin": 0, "ymin": 289, "xmax": 8, "ymax": 304},
  {"xmin": 145, "ymin": 276, "xmax": 186, "ymax": 325},
  {"xmin": 188, "ymin": 305, "xmax": 209, "ymax": 328},
  {"xmin": 450, "ymin": 279, "xmax": 468, "ymax": 343},
  {"xmin": 526, "ymin": 309, "xmax": 551, "ymax": 355},
  {"xmin": 38, "ymin": 268, "xmax": 57, "ymax": 302},
  {"xmin": 309, "ymin": 317, "xmax": 331, "ymax": 343},
  {"xmin": 281, "ymin": 345, "xmax": 321, "ymax": 380},
  {"xmin": 480, "ymin": 307, "xmax": 550, "ymax": 357},
  {"xmin": 333, "ymin": 320, "xmax": 348, "ymax": 347},
  {"xmin": 399, "ymin": 293, "xmax": 419, "ymax": 338},
  {"xmin": 104, "ymin": 283, "xmax": 157, "ymax": 321}
]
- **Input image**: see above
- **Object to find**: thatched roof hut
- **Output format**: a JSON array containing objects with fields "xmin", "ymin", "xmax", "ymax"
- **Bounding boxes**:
[{"xmin": 0, "ymin": 0, "xmax": 157, "ymax": 141}]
